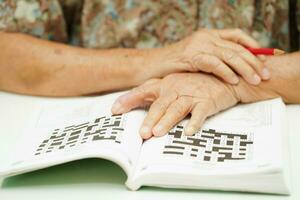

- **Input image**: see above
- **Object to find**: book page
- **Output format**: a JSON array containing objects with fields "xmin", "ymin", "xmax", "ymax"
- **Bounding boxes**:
[
  {"xmin": 132, "ymin": 99, "xmax": 285, "ymax": 181},
  {"xmin": 1, "ymin": 92, "xmax": 145, "ymax": 177}
]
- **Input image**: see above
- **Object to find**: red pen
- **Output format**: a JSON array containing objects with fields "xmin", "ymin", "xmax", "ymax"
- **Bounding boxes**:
[{"xmin": 246, "ymin": 47, "xmax": 285, "ymax": 56}]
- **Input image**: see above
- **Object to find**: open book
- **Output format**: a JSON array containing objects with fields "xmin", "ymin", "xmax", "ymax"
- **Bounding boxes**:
[{"xmin": 0, "ymin": 92, "xmax": 291, "ymax": 195}]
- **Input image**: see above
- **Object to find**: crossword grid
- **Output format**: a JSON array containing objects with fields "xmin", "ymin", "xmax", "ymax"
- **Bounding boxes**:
[
  {"xmin": 34, "ymin": 114, "xmax": 124, "ymax": 156},
  {"xmin": 163, "ymin": 126, "xmax": 253, "ymax": 162}
]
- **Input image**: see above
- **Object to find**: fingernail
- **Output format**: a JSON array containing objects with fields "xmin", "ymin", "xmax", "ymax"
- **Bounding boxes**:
[
  {"xmin": 185, "ymin": 126, "xmax": 196, "ymax": 136},
  {"xmin": 262, "ymin": 68, "xmax": 271, "ymax": 80},
  {"xmin": 251, "ymin": 74, "xmax": 261, "ymax": 85},
  {"xmin": 140, "ymin": 126, "xmax": 151, "ymax": 135},
  {"xmin": 153, "ymin": 125, "xmax": 164, "ymax": 136},
  {"xmin": 140, "ymin": 126, "xmax": 151, "ymax": 137},
  {"xmin": 111, "ymin": 102, "xmax": 124, "ymax": 114},
  {"xmin": 231, "ymin": 76, "xmax": 239, "ymax": 84}
]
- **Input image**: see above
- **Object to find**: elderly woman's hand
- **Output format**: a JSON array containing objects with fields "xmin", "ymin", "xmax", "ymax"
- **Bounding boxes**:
[
  {"xmin": 148, "ymin": 29, "xmax": 269, "ymax": 85},
  {"xmin": 111, "ymin": 72, "xmax": 279, "ymax": 139}
]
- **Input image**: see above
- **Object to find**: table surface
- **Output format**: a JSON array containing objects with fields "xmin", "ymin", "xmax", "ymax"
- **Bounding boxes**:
[{"xmin": 0, "ymin": 91, "xmax": 299, "ymax": 200}]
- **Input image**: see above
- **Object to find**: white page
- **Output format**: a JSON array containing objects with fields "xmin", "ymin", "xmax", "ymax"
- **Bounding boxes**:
[
  {"xmin": 1, "ymin": 92, "xmax": 146, "ymax": 176},
  {"xmin": 133, "ymin": 99, "xmax": 285, "ymax": 180}
]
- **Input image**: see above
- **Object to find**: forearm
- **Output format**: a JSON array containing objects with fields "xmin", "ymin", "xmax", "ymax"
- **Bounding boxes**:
[
  {"xmin": 264, "ymin": 53, "xmax": 300, "ymax": 103},
  {"xmin": 235, "ymin": 52, "xmax": 300, "ymax": 104},
  {"xmin": 0, "ymin": 32, "xmax": 165, "ymax": 96}
]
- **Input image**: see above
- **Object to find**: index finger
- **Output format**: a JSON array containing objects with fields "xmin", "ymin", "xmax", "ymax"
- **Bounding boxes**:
[
  {"xmin": 139, "ymin": 93, "xmax": 177, "ymax": 139},
  {"xmin": 215, "ymin": 28, "xmax": 261, "ymax": 48},
  {"xmin": 215, "ymin": 40, "xmax": 270, "ymax": 80}
]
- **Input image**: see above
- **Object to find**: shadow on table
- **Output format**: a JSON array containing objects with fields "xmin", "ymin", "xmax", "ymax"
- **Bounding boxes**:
[
  {"xmin": 0, "ymin": 158, "xmax": 279, "ymax": 197},
  {"xmin": 1, "ymin": 158, "xmax": 127, "ymax": 188}
]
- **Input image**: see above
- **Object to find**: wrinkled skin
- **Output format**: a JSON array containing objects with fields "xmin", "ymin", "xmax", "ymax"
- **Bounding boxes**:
[
  {"xmin": 111, "ymin": 72, "xmax": 278, "ymax": 139},
  {"xmin": 158, "ymin": 29, "xmax": 270, "ymax": 85}
]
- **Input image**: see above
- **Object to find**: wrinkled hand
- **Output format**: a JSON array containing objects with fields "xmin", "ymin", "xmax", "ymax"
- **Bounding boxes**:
[
  {"xmin": 111, "ymin": 73, "xmax": 238, "ymax": 139},
  {"xmin": 111, "ymin": 73, "xmax": 278, "ymax": 139},
  {"xmin": 157, "ymin": 29, "xmax": 270, "ymax": 85}
]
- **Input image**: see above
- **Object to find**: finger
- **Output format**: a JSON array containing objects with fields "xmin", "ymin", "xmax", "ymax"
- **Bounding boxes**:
[
  {"xmin": 111, "ymin": 82, "xmax": 159, "ymax": 114},
  {"xmin": 192, "ymin": 53, "xmax": 239, "ymax": 84},
  {"xmin": 184, "ymin": 101, "xmax": 213, "ymax": 136},
  {"xmin": 216, "ymin": 40, "xmax": 270, "ymax": 80},
  {"xmin": 152, "ymin": 97, "xmax": 192, "ymax": 137},
  {"xmin": 216, "ymin": 28, "xmax": 261, "ymax": 48},
  {"xmin": 213, "ymin": 47, "xmax": 261, "ymax": 85},
  {"xmin": 139, "ymin": 93, "xmax": 178, "ymax": 139},
  {"xmin": 258, "ymin": 55, "xmax": 267, "ymax": 61}
]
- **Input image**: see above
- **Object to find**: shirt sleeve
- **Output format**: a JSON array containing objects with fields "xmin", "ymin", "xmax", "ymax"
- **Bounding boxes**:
[{"xmin": 0, "ymin": 0, "xmax": 68, "ymax": 43}]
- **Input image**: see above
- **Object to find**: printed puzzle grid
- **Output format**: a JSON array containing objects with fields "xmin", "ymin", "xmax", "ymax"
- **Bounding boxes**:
[
  {"xmin": 163, "ymin": 125, "xmax": 254, "ymax": 162},
  {"xmin": 34, "ymin": 114, "xmax": 124, "ymax": 156}
]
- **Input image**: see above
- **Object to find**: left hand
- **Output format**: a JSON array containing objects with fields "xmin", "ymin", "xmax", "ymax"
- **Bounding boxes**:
[{"xmin": 111, "ymin": 73, "xmax": 240, "ymax": 139}]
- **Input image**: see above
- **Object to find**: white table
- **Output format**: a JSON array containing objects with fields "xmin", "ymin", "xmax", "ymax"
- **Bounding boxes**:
[{"xmin": 0, "ymin": 91, "xmax": 299, "ymax": 200}]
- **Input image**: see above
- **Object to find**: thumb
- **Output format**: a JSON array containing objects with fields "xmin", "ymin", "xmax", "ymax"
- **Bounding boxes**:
[{"xmin": 216, "ymin": 28, "xmax": 261, "ymax": 48}]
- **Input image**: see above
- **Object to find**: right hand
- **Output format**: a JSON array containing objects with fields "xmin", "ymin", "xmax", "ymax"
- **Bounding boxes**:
[{"xmin": 148, "ymin": 28, "xmax": 270, "ymax": 85}]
